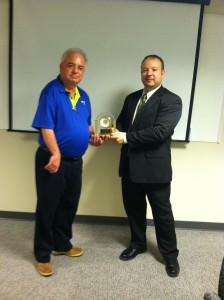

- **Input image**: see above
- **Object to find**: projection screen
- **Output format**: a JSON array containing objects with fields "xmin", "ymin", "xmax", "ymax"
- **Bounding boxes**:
[{"xmin": 10, "ymin": 0, "xmax": 203, "ymax": 141}]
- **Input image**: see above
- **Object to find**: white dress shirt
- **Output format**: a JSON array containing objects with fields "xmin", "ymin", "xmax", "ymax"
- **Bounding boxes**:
[{"xmin": 123, "ymin": 85, "xmax": 161, "ymax": 143}]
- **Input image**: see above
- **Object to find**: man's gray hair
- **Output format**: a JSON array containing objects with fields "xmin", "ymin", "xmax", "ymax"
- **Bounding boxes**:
[{"xmin": 60, "ymin": 48, "xmax": 88, "ymax": 63}]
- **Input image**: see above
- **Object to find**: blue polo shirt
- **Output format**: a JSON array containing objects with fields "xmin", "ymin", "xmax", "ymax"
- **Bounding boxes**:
[{"xmin": 32, "ymin": 76, "xmax": 91, "ymax": 158}]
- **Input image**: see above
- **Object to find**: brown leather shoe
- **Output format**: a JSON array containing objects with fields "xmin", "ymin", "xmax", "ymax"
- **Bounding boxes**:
[
  {"xmin": 36, "ymin": 262, "xmax": 53, "ymax": 277},
  {"xmin": 52, "ymin": 247, "xmax": 83, "ymax": 257}
]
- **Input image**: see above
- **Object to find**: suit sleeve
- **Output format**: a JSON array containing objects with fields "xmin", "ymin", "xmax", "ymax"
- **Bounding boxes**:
[{"xmin": 126, "ymin": 94, "xmax": 182, "ymax": 148}]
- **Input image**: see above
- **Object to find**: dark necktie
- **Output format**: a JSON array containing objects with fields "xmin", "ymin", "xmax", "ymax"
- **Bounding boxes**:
[{"xmin": 136, "ymin": 93, "xmax": 147, "ymax": 114}]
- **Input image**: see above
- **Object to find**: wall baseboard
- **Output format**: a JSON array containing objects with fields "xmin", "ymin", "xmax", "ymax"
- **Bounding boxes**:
[{"xmin": 0, "ymin": 211, "xmax": 223, "ymax": 231}]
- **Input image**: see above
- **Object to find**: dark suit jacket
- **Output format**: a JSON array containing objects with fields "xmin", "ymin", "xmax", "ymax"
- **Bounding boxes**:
[{"xmin": 116, "ymin": 86, "xmax": 182, "ymax": 183}]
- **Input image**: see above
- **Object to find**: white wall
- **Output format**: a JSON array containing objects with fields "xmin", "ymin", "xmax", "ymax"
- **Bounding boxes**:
[{"xmin": 0, "ymin": 0, "xmax": 224, "ymax": 224}]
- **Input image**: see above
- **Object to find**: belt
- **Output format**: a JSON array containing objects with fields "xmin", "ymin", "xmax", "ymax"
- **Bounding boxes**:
[{"xmin": 39, "ymin": 147, "xmax": 81, "ymax": 161}]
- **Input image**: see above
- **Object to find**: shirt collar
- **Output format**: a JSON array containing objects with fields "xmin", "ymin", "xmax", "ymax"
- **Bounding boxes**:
[{"xmin": 143, "ymin": 85, "xmax": 161, "ymax": 100}]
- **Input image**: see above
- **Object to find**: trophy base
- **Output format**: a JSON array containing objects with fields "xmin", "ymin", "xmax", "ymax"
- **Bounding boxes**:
[{"xmin": 100, "ymin": 129, "xmax": 111, "ymax": 134}]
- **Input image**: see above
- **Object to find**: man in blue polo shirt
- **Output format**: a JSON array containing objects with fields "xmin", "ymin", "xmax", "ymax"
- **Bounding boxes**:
[{"xmin": 32, "ymin": 48, "xmax": 102, "ymax": 277}]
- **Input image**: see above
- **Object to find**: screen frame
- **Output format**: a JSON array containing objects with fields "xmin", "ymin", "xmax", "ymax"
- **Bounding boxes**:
[{"xmin": 8, "ymin": 0, "xmax": 207, "ymax": 142}]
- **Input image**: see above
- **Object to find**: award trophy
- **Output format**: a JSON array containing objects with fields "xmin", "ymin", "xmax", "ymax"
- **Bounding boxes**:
[{"xmin": 95, "ymin": 113, "xmax": 116, "ymax": 135}]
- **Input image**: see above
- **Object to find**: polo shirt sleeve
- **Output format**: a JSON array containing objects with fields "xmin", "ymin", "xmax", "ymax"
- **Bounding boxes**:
[{"xmin": 32, "ymin": 87, "xmax": 56, "ymax": 130}]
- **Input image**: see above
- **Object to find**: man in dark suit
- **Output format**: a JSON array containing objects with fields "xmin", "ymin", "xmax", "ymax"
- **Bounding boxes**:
[{"xmin": 111, "ymin": 54, "xmax": 182, "ymax": 277}]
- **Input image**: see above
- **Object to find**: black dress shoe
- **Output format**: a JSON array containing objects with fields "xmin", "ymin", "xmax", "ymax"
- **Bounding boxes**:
[
  {"xmin": 119, "ymin": 247, "xmax": 146, "ymax": 261},
  {"xmin": 165, "ymin": 260, "xmax": 180, "ymax": 277}
]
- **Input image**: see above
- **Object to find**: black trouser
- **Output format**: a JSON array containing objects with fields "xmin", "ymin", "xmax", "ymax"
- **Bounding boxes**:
[
  {"xmin": 34, "ymin": 147, "xmax": 82, "ymax": 263},
  {"xmin": 121, "ymin": 161, "xmax": 179, "ymax": 263}
]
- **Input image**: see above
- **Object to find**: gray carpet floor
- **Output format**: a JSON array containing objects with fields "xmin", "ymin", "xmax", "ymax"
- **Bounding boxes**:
[{"xmin": 0, "ymin": 219, "xmax": 223, "ymax": 300}]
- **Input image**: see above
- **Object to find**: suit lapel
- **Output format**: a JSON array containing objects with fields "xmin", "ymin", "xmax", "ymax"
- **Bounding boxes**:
[
  {"xmin": 131, "ymin": 86, "xmax": 165, "ymax": 129},
  {"xmin": 128, "ymin": 91, "xmax": 142, "ymax": 130}
]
